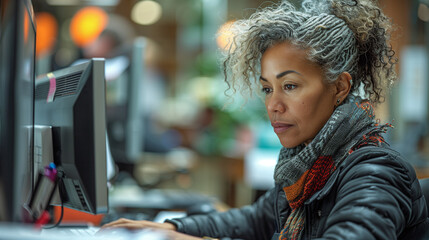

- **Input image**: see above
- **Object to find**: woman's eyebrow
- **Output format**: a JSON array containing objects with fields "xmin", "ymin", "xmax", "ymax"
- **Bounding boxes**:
[
  {"xmin": 276, "ymin": 70, "xmax": 301, "ymax": 79},
  {"xmin": 260, "ymin": 70, "xmax": 301, "ymax": 82}
]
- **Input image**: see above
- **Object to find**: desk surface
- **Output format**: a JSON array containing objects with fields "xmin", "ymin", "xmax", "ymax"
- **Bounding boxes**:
[{"xmin": 0, "ymin": 223, "xmax": 168, "ymax": 240}]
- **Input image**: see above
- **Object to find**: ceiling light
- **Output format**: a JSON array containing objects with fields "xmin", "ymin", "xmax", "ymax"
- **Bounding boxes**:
[
  {"xmin": 69, "ymin": 6, "xmax": 108, "ymax": 47},
  {"xmin": 216, "ymin": 21, "xmax": 235, "ymax": 51},
  {"xmin": 131, "ymin": 0, "xmax": 162, "ymax": 25},
  {"xmin": 418, "ymin": 3, "xmax": 429, "ymax": 22}
]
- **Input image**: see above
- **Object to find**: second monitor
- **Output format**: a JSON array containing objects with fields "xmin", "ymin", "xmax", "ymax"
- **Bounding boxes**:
[{"xmin": 34, "ymin": 58, "xmax": 108, "ymax": 215}]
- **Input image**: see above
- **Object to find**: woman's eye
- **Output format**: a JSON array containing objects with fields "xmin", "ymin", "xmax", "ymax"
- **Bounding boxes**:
[
  {"xmin": 284, "ymin": 84, "xmax": 296, "ymax": 91},
  {"xmin": 261, "ymin": 87, "xmax": 272, "ymax": 94}
]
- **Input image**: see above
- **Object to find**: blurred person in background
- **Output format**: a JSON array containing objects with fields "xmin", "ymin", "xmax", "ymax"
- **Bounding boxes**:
[
  {"xmin": 101, "ymin": 0, "xmax": 429, "ymax": 239},
  {"xmin": 75, "ymin": 27, "xmax": 130, "ymax": 81},
  {"xmin": 81, "ymin": 25, "xmax": 176, "ymax": 152}
]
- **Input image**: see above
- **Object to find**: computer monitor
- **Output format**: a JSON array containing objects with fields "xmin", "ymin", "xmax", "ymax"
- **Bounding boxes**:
[
  {"xmin": 0, "ymin": 0, "xmax": 36, "ymax": 222},
  {"xmin": 34, "ymin": 58, "xmax": 108, "ymax": 215},
  {"xmin": 106, "ymin": 38, "xmax": 145, "ymax": 165}
]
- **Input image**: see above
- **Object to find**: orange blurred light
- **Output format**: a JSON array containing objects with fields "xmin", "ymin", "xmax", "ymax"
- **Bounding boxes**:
[
  {"xmin": 69, "ymin": 6, "xmax": 108, "ymax": 47},
  {"xmin": 216, "ymin": 20, "xmax": 236, "ymax": 51},
  {"xmin": 35, "ymin": 12, "xmax": 58, "ymax": 57},
  {"xmin": 23, "ymin": 8, "xmax": 29, "ymax": 43}
]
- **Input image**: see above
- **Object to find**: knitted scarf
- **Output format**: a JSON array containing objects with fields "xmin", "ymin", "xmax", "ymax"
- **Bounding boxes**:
[{"xmin": 275, "ymin": 100, "xmax": 391, "ymax": 240}]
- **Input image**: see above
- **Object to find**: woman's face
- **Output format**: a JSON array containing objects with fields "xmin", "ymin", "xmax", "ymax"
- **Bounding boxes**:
[{"xmin": 260, "ymin": 42, "xmax": 337, "ymax": 148}]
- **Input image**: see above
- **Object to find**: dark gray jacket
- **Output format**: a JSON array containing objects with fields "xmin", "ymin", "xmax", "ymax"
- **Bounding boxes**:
[{"xmin": 167, "ymin": 146, "xmax": 429, "ymax": 239}]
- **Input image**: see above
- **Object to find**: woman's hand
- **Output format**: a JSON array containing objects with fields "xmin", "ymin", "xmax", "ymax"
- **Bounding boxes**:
[
  {"xmin": 99, "ymin": 218, "xmax": 206, "ymax": 239},
  {"xmin": 100, "ymin": 218, "xmax": 207, "ymax": 240},
  {"xmin": 100, "ymin": 218, "xmax": 176, "ymax": 231}
]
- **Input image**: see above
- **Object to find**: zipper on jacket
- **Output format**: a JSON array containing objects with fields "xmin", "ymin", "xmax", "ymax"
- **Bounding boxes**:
[
  {"xmin": 274, "ymin": 184, "xmax": 281, "ymax": 233},
  {"xmin": 305, "ymin": 204, "xmax": 312, "ymax": 239}
]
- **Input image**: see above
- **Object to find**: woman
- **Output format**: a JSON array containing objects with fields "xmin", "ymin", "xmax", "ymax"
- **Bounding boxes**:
[{"xmin": 102, "ymin": 0, "xmax": 429, "ymax": 239}]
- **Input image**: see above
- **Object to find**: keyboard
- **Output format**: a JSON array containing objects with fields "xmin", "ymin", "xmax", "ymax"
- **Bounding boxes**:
[
  {"xmin": 42, "ymin": 226, "xmax": 169, "ymax": 239},
  {"xmin": 56, "ymin": 226, "xmax": 99, "ymax": 236},
  {"xmin": 0, "ymin": 223, "xmax": 169, "ymax": 239}
]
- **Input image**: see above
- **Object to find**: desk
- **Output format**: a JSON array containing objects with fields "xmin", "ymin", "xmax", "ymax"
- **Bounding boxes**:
[
  {"xmin": 0, "ymin": 223, "xmax": 168, "ymax": 239},
  {"xmin": 415, "ymin": 166, "xmax": 429, "ymax": 179},
  {"xmin": 221, "ymin": 156, "xmax": 244, "ymax": 207}
]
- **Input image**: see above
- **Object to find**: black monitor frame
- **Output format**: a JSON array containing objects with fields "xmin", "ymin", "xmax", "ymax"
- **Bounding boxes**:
[
  {"xmin": 34, "ymin": 59, "xmax": 108, "ymax": 215},
  {"xmin": 0, "ymin": 0, "xmax": 36, "ymax": 222}
]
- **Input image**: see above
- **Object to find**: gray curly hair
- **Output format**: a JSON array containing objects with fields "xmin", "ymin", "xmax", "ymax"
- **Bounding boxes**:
[{"xmin": 221, "ymin": 0, "xmax": 397, "ymax": 104}]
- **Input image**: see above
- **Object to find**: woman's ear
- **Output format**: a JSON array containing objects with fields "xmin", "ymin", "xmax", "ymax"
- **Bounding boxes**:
[{"xmin": 335, "ymin": 72, "xmax": 352, "ymax": 104}]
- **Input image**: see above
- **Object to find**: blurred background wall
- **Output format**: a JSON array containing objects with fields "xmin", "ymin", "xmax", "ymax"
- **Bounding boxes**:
[{"xmin": 31, "ymin": 0, "xmax": 429, "ymax": 208}]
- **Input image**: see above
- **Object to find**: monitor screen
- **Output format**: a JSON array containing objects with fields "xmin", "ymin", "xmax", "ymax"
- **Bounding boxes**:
[
  {"xmin": 0, "ymin": 0, "xmax": 36, "ymax": 222},
  {"xmin": 34, "ymin": 59, "xmax": 108, "ymax": 215}
]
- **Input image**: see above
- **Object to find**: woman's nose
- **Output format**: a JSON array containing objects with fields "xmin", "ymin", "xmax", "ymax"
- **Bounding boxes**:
[{"xmin": 266, "ymin": 94, "xmax": 286, "ymax": 113}]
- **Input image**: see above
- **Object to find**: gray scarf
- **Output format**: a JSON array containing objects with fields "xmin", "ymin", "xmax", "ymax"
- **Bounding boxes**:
[
  {"xmin": 274, "ymin": 100, "xmax": 387, "ymax": 186},
  {"xmin": 275, "ymin": 100, "xmax": 390, "ymax": 240}
]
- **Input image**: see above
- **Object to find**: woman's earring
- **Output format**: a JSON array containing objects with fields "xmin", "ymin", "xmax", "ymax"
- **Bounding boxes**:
[{"xmin": 336, "ymin": 99, "xmax": 341, "ymax": 105}]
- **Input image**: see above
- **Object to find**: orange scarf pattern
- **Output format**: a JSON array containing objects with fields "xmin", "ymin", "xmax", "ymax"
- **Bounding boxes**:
[
  {"xmin": 279, "ymin": 156, "xmax": 335, "ymax": 240},
  {"xmin": 276, "ymin": 100, "xmax": 391, "ymax": 240},
  {"xmin": 283, "ymin": 156, "xmax": 335, "ymax": 209}
]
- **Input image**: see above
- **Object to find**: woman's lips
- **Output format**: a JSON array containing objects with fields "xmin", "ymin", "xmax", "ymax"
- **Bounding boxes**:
[{"xmin": 271, "ymin": 122, "xmax": 293, "ymax": 134}]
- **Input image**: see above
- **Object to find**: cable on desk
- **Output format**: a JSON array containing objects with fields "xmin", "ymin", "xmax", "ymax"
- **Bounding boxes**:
[{"xmin": 43, "ymin": 170, "xmax": 65, "ymax": 229}]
